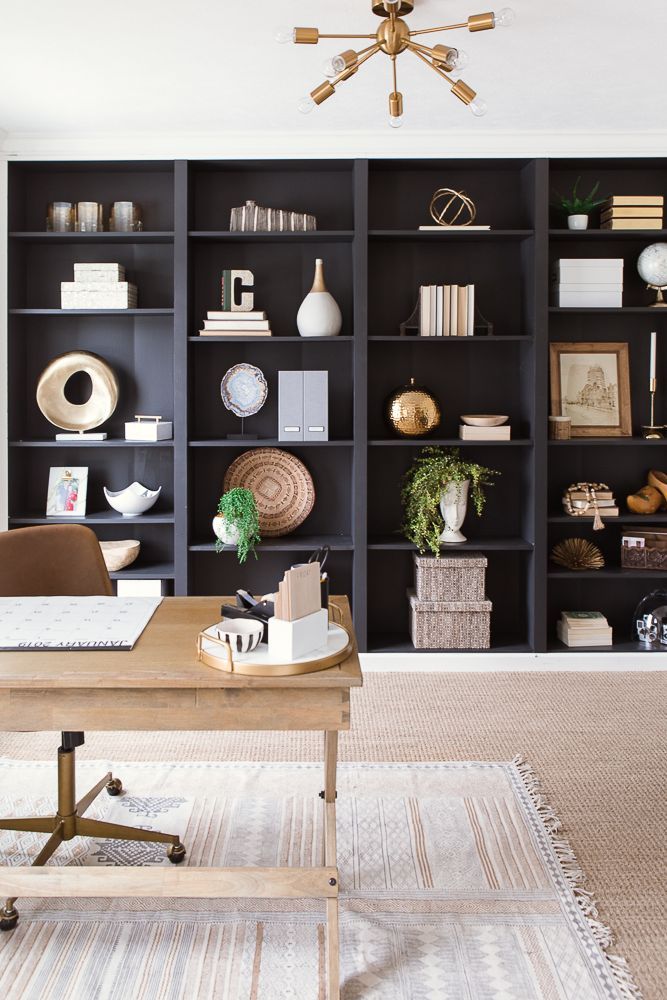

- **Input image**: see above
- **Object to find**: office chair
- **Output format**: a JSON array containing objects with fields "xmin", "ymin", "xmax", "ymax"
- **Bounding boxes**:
[{"xmin": 0, "ymin": 525, "xmax": 185, "ymax": 932}]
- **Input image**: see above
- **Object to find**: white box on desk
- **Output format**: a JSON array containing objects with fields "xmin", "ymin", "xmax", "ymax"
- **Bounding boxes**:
[
  {"xmin": 556, "ymin": 287, "xmax": 623, "ymax": 308},
  {"xmin": 268, "ymin": 609, "xmax": 329, "ymax": 660}
]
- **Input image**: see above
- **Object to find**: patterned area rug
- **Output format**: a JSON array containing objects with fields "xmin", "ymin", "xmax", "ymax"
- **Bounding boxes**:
[{"xmin": 0, "ymin": 759, "xmax": 640, "ymax": 1000}]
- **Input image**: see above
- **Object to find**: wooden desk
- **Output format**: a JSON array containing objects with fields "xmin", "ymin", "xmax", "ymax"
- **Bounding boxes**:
[{"xmin": 0, "ymin": 596, "xmax": 362, "ymax": 999}]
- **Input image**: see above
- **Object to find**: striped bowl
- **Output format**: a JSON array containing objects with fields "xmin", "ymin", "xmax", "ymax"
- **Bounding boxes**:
[{"xmin": 215, "ymin": 618, "xmax": 264, "ymax": 654}]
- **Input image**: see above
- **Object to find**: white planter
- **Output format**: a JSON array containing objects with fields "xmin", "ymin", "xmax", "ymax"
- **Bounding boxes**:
[
  {"xmin": 439, "ymin": 480, "xmax": 470, "ymax": 544},
  {"xmin": 212, "ymin": 515, "xmax": 241, "ymax": 547},
  {"xmin": 297, "ymin": 258, "xmax": 342, "ymax": 338},
  {"xmin": 567, "ymin": 214, "xmax": 589, "ymax": 230}
]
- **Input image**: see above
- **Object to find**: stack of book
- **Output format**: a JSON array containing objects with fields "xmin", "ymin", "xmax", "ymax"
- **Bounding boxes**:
[
  {"xmin": 198, "ymin": 310, "xmax": 272, "ymax": 336},
  {"xmin": 459, "ymin": 423, "xmax": 511, "ymax": 441},
  {"xmin": 600, "ymin": 195, "xmax": 664, "ymax": 231},
  {"xmin": 419, "ymin": 284, "xmax": 475, "ymax": 336},
  {"xmin": 557, "ymin": 611, "xmax": 612, "ymax": 647},
  {"xmin": 554, "ymin": 258, "xmax": 623, "ymax": 308},
  {"xmin": 61, "ymin": 263, "xmax": 137, "ymax": 309},
  {"xmin": 563, "ymin": 486, "xmax": 618, "ymax": 519}
]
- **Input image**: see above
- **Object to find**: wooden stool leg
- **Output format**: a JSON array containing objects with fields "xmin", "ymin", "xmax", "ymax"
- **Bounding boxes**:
[{"xmin": 323, "ymin": 731, "xmax": 340, "ymax": 998}]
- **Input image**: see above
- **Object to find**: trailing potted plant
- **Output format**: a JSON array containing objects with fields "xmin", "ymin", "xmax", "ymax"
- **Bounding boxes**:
[
  {"xmin": 401, "ymin": 446, "xmax": 499, "ymax": 554},
  {"xmin": 552, "ymin": 176, "xmax": 605, "ymax": 230},
  {"xmin": 212, "ymin": 487, "xmax": 261, "ymax": 563}
]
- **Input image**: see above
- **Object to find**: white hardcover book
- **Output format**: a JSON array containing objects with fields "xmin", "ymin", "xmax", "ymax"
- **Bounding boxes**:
[
  {"xmin": 207, "ymin": 310, "xmax": 267, "ymax": 320},
  {"xmin": 456, "ymin": 286, "xmax": 467, "ymax": 336},
  {"xmin": 443, "ymin": 285, "xmax": 451, "ymax": 336},
  {"xmin": 466, "ymin": 284, "xmax": 475, "ymax": 336},
  {"xmin": 435, "ymin": 286, "xmax": 444, "ymax": 336},
  {"xmin": 449, "ymin": 285, "xmax": 458, "ymax": 337},
  {"xmin": 459, "ymin": 424, "xmax": 511, "ymax": 440},
  {"xmin": 203, "ymin": 319, "xmax": 270, "ymax": 330},
  {"xmin": 419, "ymin": 286, "xmax": 428, "ymax": 337},
  {"xmin": 429, "ymin": 285, "xmax": 437, "ymax": 336}
]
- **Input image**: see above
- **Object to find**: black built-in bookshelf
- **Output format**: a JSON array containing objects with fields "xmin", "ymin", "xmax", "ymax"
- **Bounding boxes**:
[{"xmin": 6, "ymin": 158, "xmax": 667, "ymax": 653}]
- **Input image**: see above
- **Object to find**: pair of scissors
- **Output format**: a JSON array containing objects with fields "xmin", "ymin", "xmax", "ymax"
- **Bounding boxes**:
[{"xmin": 308, "ymin": 545, "xmax": 330, "ymax": 572}]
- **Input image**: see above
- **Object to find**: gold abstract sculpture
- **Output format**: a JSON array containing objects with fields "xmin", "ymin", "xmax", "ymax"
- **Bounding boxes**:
[
  {"xmin": 36, "ymin": 351, "xmax": 119, "ymax": 433},
  {"xmin": 550, "ymin": 538, "xmax": 605, "ymax": 572},
  {"xmin": 277, "ymin": 1, "xmax": 516, "ymax": 127},
  {"xmin": 386, "ymin": 377, "xmax": 441, "ymax": 437},
  {"xmin": 429, "ymin": 188, "xmax": 477, "ymax": 227}
]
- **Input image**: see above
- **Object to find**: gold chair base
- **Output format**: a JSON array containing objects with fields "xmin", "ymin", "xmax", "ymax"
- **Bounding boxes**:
[{"xmin": 0, "ymin": 746, "xmax": 185, "ymax": 930}]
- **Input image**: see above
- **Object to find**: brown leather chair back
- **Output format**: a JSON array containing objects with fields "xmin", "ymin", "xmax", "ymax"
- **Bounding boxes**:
[{"xmin": 0, "ymin": 525, "xmax": 113, "ymax": 597}]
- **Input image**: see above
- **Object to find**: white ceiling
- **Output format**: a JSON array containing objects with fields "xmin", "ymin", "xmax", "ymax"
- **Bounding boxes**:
[{"xmin": 1, "ymin": 0, "xmax": 665, "ymax": 155}]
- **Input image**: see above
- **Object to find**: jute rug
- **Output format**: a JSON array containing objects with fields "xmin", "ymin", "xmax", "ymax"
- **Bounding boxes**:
[{"xmin": 0, "ymin": 757, "xmax": 640, "ymax": 1000}]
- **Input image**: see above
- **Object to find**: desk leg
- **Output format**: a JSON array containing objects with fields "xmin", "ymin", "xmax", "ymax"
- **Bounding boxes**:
[{"xmin": 323, "ymin": 731, "xmax": 339, "ymax": 999}]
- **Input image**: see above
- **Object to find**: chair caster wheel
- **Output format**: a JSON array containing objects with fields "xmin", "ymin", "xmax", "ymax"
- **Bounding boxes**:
[
  {"xmin": 106, "ymin": 778, "xmax": 123, "ymax": 797},
  {"xmin": 0, "ymin": 907, "xmax": 18, "ymax": 931},
  {"xmin": 167, "ymin": 844, "xmax": 186, "ymax": 864}
]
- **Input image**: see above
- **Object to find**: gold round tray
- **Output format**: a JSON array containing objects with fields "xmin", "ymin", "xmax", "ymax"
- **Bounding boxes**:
[{"xmin": 197, "ymin": 621, "xmax": 353, "ymax": 677}]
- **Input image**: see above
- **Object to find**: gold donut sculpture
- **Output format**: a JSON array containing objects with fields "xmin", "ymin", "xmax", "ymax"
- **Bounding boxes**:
[{"xmin": 36, "ymin": 351, "xmax": 119, "ymax": 432}]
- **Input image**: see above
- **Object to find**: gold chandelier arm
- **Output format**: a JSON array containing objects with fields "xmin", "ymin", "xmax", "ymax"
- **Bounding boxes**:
[
  {"xmin": 406, "ymin": 40, "xmax": 456, "ymax": 85},
  {"xmin": 309, "ymin": 43, "xmax": 381, "ymax": 106},
  {"xmin": 409, "ymin": 22, "xmax": 468, "ymax": 38},
  {"xmin": 318, "ymin": 33, "xmax": 377, "ymax": 40}
]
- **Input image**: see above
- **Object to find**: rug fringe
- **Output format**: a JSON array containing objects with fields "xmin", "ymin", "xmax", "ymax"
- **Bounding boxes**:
[{"xmin": 511, "ymin": 755, "xmax": 644, "ymax": 1000}]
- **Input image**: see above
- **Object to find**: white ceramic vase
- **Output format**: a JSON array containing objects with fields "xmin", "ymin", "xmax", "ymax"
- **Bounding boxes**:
[
  {"xmin": 212, "ymin": 514, "xmax": 241, "ymax": 547},
  {"xmin": 439, "ymin": 479, "xmax": 470, "ymax": 544},
  {"xmin": 297, "ymin": 258, "xmax": 342, "ymax": 338},
  {"xmin": 567, "ymin": 214, "xmax": 589, "ymax": 230}
]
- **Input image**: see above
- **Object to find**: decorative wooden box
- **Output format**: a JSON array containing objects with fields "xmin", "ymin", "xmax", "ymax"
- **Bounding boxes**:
[
  {"xmin": 408, "ymin": 590, "xmax": 491, "ymax": 650},
  {"xmin": 621, "ymin": 528, "xmax": 667, "ymax": 571},
  {"xmin": 413, "ymin": 553, "xmax": 487, "ymax": 602}
]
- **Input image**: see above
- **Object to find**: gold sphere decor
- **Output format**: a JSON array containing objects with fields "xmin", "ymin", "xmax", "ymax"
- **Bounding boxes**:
[
  {"xmin": 550, "ymin": 538, "xmax": 605, "ymax": 572},
  {"xmin": 429, "ymin": 188, "xmax": 477, "ymax": 228},
  {"xmin": 36, "ymin": 351, "xmax": 119, "ymax": 433},
  {"xmin": 386, "ymin": 377, "xmax": 441, "ymax": 438}
]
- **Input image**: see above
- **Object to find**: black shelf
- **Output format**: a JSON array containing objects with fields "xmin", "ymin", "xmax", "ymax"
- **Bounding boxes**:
[
  {"xmin": 547, "ymin": 640, "xmax": 663, "ymax": 654},
  {"xmin": 189, "ymin": 230, "xmax": 354, "ymax": 243},
  {"xmin": 9, "ymin": 232, "xmax": 175, "ymax": 244},
  {"xmin": 368, "ymin": 536, "xmax": 533, "ymax": 551},
  {"xmin": 548, "ymin": 437, "xmax": 666, "ymax": 446},
  {"xmin": 548, "ymin": 513, "xmax": 667, "ymax": 523},
  {"xmin": 367, "ymin": 633, "xmax": 532, "ymax": 654},
  {"xmin": 10, "ymin": 440, "xmax": 174, "ymax": 448},
  {"xmin": 368, "ymin": 439, "xmax": 533, "ymax": 447},
  {"xmin": 189, "ymin": 335, "xmax": 354, "ymax": 343},
  {"xmin": 9, "ymin": 511, "xmax": 174, "ymax": 525},
  {"xmin": 368, "ymin": 335, "xmax": 530, "ymax": 342},
  {"xmin": 11, "ymin": 308, "xmax": 174, "ymax": 317},
  {"xmin": 190, "ymin": 535, "xmax": 353, "ymax": 552},
  {"xmin": 549, "ymin": 307, "xmax": 662, "ymax": 314},
  {"xmin": 369, "ymin": 229, "xmax": 534, "ymax": 241},
  {"xmin": 548, "ymin": 567, "xmax": 667, "ymax": 580},
  {"xmin": 189, "ymin": 439, "xmax": 353, "ymax": 448},
  {"xmin": 109, "ymin": 563, "xmax": 175, "ymax": 580},
  {"xmin": 549, "ymin": 229, "xmax": 667, "ymax": 239}
]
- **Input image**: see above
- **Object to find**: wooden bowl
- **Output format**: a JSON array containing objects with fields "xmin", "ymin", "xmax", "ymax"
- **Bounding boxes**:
[
  {"xmin": 460, "ymin": 414, "xmax": 509, "ymax": 427},
  {"xmin": 100, "ymin": 539, "xmax": 140, "ymax": 572}
]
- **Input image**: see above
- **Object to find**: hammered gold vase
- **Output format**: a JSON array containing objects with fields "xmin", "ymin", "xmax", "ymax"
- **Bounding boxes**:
[{"xmin": 386, "ymin": 377, "xmax": 441, "ymax": 437}]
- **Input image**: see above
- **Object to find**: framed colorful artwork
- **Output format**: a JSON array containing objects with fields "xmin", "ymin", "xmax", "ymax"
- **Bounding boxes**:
[
  {"xmin": 549, "ymin": 342, "xmax": 632, "ymax": 437},
  {"xmin": 46, "ymin": 467, "xmax": 88, "ymax": 517}
]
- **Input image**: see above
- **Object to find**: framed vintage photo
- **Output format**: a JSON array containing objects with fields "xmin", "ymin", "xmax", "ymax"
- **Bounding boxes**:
[
  {"xmin": 549, "ymin": 342, "xmax": 632, "ymax": 437},
  {"xmin": 46, "ymin": 467, "xmax": 88, "ymax": 517}
]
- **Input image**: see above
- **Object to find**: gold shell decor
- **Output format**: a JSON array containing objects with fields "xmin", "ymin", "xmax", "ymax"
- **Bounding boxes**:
[
  {"xmin": 550, "ymin": 538, "xmax": 605, "ymax": 571},
  {"xmin": 429, "ymin": 188, "xmax": 477, "ymax": 228},
  {"xmin": 386, "ymin": 377, "xmax": 441, "ymax": 438}
]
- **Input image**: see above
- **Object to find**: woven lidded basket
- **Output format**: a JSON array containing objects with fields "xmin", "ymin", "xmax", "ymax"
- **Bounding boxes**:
[
  {"xmin": 413, "ymin": 553, "xmax": 487, "ymax": 602},
  {"xmin": 409, "ymin": 590, "xmax": 491, "ymax": 650}
]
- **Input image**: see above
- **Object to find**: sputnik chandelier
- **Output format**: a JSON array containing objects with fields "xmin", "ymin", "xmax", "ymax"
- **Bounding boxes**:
[{"xmin": 276, "ymin": 1, "xmax": 515, "ymax": 127}]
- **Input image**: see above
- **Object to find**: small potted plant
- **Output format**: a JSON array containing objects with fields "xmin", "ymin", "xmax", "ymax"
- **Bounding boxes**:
[
  {"xmin": 552, "ymin": 176, "xmax": 605, "ymax": 230},
  {"xmin": 401, "ymin": 446, "xmax": 499, "ymax": 555},
  {"xmin": 212, "ymin": 487, "xmax": 261, "ymax": 563}
]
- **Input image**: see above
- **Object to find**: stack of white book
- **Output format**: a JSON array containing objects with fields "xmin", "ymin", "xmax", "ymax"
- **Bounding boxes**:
[
  {"xmin": 556, "ymin": 611, "xmax": 612, "ymax": 647},
  {"xmin": 419, "ymin": 284, "xmax": 475, "ymax": 336},
  {"xmin": 61, "ymin": 263, "xmax": 137, "ymax": 309},
  {"xmin": 554, "ymin": 259, "xmax": 623, "ymax": 308},
  {"xmin": 198, "ymin": 310, "xmax": 272, "ymax": 336}
]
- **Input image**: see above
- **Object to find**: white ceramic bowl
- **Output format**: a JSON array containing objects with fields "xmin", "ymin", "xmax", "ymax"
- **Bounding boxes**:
[
  {"xmin": 215, "ymin": 618, "xmax": 264, "ymax": 654},
  {"xmin": 103, "ymin": 481, "xmax": 161, "ymax": 517},
  {"xmin": 100, "ymin": 539, "xmax": 140, "ymax": 571},
  {"xmin": 460, "ymin": 414, "xmax": 509, "ymax": 427}
]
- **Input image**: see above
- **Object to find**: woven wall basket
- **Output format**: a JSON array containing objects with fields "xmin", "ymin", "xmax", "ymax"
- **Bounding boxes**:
[{"xmin": 223, "ymin": 448, "xmax": 315, "ymax": 537}]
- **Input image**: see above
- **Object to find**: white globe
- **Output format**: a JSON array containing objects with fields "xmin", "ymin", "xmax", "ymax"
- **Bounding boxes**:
[{"xmin": 637, "ymin": 243, "xmax": 667, "ymax": 288}]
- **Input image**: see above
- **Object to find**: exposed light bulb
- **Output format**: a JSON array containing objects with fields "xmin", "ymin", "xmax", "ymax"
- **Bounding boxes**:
[
  {"xmin": 275, "ymin": 25, "xmax": 296, "ymax": 44},
  {"xmin": 493, "ymin": 7, "xmax": 515, "ymax": 27},
  {"xmin": 298, "ymin": 95, "xmax": 316, "ymax": 115},
  {"xmin": 469, "ymin": 97, "xmax": 488, "ymax": 117},
  {"xmin": 323, "ymin": 54, "xmax": 348, "ymax": 78},
  {"xmin": 388, "ymin": 114, "xmax": 404, "ymax": 128},
  {"xmin": 450, "ymin": 48, "xmax": 469, "ymax": 70}
]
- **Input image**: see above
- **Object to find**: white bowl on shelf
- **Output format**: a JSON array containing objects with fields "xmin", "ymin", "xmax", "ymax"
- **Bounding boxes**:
[
  {"xmin": 460, "ymin": 414, "xmax": 509, "ymax": 427},
  {"xmin": 103, "ymin": 482, "xmax": 161, "ymax": 517},
  {"xmin": 100, "ymin": 539, "xmax": 140, "ymax": 571}
]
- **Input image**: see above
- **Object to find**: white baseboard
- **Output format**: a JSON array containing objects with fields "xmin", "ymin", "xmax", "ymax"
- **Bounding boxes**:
[{"xmin": 359, "ymin": 651, "xmax": 667, "ymax": 672}]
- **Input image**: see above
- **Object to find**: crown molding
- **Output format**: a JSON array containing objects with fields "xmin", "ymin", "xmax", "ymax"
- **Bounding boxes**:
[{"xmin": 2, "ymin": 129, "xmax": 667, "ymax": 161}]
